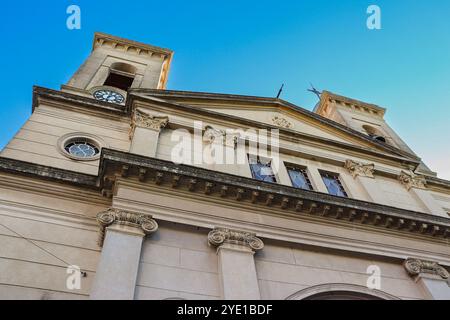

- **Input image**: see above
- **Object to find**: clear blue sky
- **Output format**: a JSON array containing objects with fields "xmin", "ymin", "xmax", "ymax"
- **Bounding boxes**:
[{"xmin": 0, "ymin": 0, "xmax": 449, "ymax": 178}]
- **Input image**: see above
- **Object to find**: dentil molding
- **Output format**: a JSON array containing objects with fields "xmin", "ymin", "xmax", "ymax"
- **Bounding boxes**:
[
  {"xmin": 403, "ymin": 258, "xmax": 449, "ymax": 279},
  {"xmin": 96, "ymin": 208, "xmax": 158, "ymax": 246},
  {"xmin": 208, "ymin": 228, "xmax": 264, "ymax": 251}
]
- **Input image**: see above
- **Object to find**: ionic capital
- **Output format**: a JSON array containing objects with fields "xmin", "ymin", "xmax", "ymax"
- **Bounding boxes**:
[
  {"xmin": 96, "ymin": 208, "xmax": 158, "ymax": 246},
  {"xmin": 344, "ymin": 159, "xmax": 375, "ymax": 178},
  {"xmin": 208, "ymin": 228, "xmax": 264, "ymax": 251},
  {"xmin": 403, "ymin": 258, "xmax": 449, "ymax": 280}
]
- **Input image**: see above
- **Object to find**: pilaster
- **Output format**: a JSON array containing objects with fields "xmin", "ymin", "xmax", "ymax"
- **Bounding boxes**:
[
  {"xmin": 90, "ymin": 208, "xmax": 158, "ymax": 300},
  {"xmin": 208, "ymin": 228, "xmax": 264, "ymax": 300},
  {"xmin": 129, "ymin": 108, "xmax": 169, "ymax": 158}
]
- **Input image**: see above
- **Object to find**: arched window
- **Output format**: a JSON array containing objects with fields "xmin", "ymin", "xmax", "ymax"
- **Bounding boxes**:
[
  {"xmin": 362, "ymin": 125, "xmax": 387, "ymax": 143},
  {"xmin": 286, "ymin": 283, "xmax": 400, "ymax": 300},
  {"xmin": 103, "ymin": 62, "xmax": 136, "ymax": 91}
]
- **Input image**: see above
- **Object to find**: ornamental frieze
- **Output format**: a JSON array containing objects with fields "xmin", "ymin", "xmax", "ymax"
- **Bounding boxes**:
[
  {"xmin": 403, "ymin": 258, "xmax": 449, "ymax": 279},
  {"xmin": 96, "ymin": 208, "xmax": 158, "ymax": 246},
  {"xmin": 208, "ymin": 228, "xmax": 264, "ymax": 251},
  {"xmin": 344, "ymin": 159, "xmax": 375, "ymax": 178},
  {"xmin": 398, "ymin": 170, "xmax": 426, "ymax": 191}
]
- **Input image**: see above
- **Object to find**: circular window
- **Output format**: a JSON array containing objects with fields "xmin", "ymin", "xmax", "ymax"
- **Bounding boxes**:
[
  {"xmin": 64, "ymin": 141, "xmax": 100, "ymax": 158},
  {"xmin": 57, "ymin": 133, "xmax": 106, "ymax": 161}
]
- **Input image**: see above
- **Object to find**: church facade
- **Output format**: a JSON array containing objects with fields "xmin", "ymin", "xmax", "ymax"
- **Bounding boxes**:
[{"xmin": 0, "ymin": 33, "xmax": 449, "ymax": 300}]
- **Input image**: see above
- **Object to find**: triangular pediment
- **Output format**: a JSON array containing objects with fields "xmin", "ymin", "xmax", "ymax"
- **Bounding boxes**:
[{"xmin": 132, "ymin": 90, "xmax": 419, "ymax": 161}]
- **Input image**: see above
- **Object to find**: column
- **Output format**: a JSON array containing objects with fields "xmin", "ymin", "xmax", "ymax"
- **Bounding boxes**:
[
  {"xmin": 404, "ymin": 258, "xmax": 450, "ymax": 300},
  {"xmin": 129, "ymin": 108, "xmax": 169, "ymax": 157},
  {"xmin": 208, "ymin": 228, "xmax": 264, "ymax": 300},
  {"xmin": 398, "ymin": 170, "xmax": 448, "ymax": 217},
  {"xmin": 90, "ymin": 208, "xmax": 158, "ymax": 300}
]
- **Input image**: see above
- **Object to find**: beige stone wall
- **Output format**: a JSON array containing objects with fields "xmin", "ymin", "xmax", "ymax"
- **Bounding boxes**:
[
  {"xmin": 255, "ymin": 240, "xmax": 426, "ymax": 300},
  {"xmin": 0, "ymin": 173, "xmax": 108, "ymax": 299},
  {"xmin": 131, "ymin": 223, "xmax": 427, "ymax": 300},
  {"xmin": 0, "ymin": 104, "xmax": 130, "ymax": 175},
  {"xmin": 135, "ymin": 222, "xmax": 220, "ymax": 300}
]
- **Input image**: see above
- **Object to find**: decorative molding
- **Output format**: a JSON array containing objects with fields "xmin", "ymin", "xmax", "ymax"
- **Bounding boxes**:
[
  {"xmin": 286, "ymin": 283, "xmax": 400, "ymax": 300},
  {"xmin": 96, "ymin": 208, "xmax": 158, "ymax": 246},
  {"xmin": 93, "ymin": 32, "xmax": 173, "ymax": 58},
  {"xmin": 403, "ymin": 258, "xmax": 449, "ymax": 279},
  {"xmin": 99, "ymin": 149, "xmax": 450, "ymax": 241},
  {"xmin": 130, "ymin": 108, "xmax": 169, "ymax": 139},
  {"xmin": 203, "ymin": 126, "xmax": 225, "ymax": 144},
  {"xmin": 208, "ymin": 228, "xmax": 264, "ymax": 251},
  {"xmin": 344, "ymin": 159, "xmax": 375, "ymax": 179},
  {"xmin": 398, "ymin": 171, "xmax": 426, "ymax": 191},
  {"xmin": 271, "ymin": 116, "xmax": 293, "ymax": 129}
]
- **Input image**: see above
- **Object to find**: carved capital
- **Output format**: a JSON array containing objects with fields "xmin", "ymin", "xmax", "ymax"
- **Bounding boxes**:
[
  {"xmin": 271, "ymin": 116, "xmax": 293, "ymax": 129},
  {"xmin": 96, "ymin": 208, "xmax": 158, "ymax": 247},
  {"xmin": 344, "ymin": 160, "xmax": 375, "ymax": 178},
  {"xmin": 130, "ymin": 108, "xmax": 169, "ymax": 139},
  {"xmin": 208, "ymin": 228, "xmax": 264, "ymax": 251},
  {"xmin": 404, "ymin": 258, "xmax": 449, "ymax": 279},
  {"xmin": 203, "ymin": 126, "xmax": 225, "ymax": 144},
  {"xmin": 398, "ymin": 171, "xmax": 426, "ymax": 191}
]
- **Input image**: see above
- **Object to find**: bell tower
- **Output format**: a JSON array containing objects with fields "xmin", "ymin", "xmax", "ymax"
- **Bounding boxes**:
[
  {"xmin": 314, "ymin": 91, "xmax": 436, "ymax": 176},
  {"xmin": 62, "ymin": 32, "xmax": 173, "ymax": 103}
]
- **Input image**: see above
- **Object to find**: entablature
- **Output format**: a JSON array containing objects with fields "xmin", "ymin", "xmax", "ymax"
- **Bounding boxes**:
[{"xmin": 99, "ymin": 149, "xmax": 450, "ymax": 242}]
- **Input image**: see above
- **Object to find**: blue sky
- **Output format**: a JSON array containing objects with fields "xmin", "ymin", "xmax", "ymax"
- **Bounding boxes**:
[{"xmin": 0, "ymin": 0, "xmax": 449, "ymax": 178}]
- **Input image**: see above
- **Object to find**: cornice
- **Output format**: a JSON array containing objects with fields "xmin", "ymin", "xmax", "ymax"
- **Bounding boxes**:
[
  {"xmin": 32, "ymin": 86, "xmax": 127, "ymax": 116},
  {"xmin": 425, "ymin": 176, "xmax": 450, "ymax": 191},
  {"xmin": 93, "ymin": 32, "xmax": 173, "ymax": 57},
  {"xmin": 317, "ymin": 91, "xmax": 386, "ymax": 117},
  {"xmin": 0, "ymin": 157, "xmax": 98, "ymax": 189},
  {"xmin": 99, "ymin": 149, "xmax": 450, "ymax": 241}
]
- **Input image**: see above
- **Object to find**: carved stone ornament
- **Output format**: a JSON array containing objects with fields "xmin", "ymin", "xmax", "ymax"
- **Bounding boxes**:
[
  {"xmin": 271, "ymin": 116, "xmax": 293, "ymax": 129},
  {"xmin": 403, "ymin": 258, "xmax": 449, "ymax": 279},
  {"xmin": 203, "ymin": 126, "xmax": 225, "ymax": 144},
  {"xmin": 344, "ymin": 159, "xmax": 375, "ymax": 178},
  {"xmin": 224, "ymin": 132, "xmax": 240, "ymax": 148},
  {"xmin": 96, "ymin": 208, "xmax": 158, "ymax": 246},
  {"xmin": 129, "ymin": 108, "xmax": 169, "ymax": 139},
  {"xmin": 208, "ymin": 228, "xmax": 264, "ymax": 251},
  {"xmin": 398, "ymin": 170, "xmax": 426, "ymax": 191}
]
